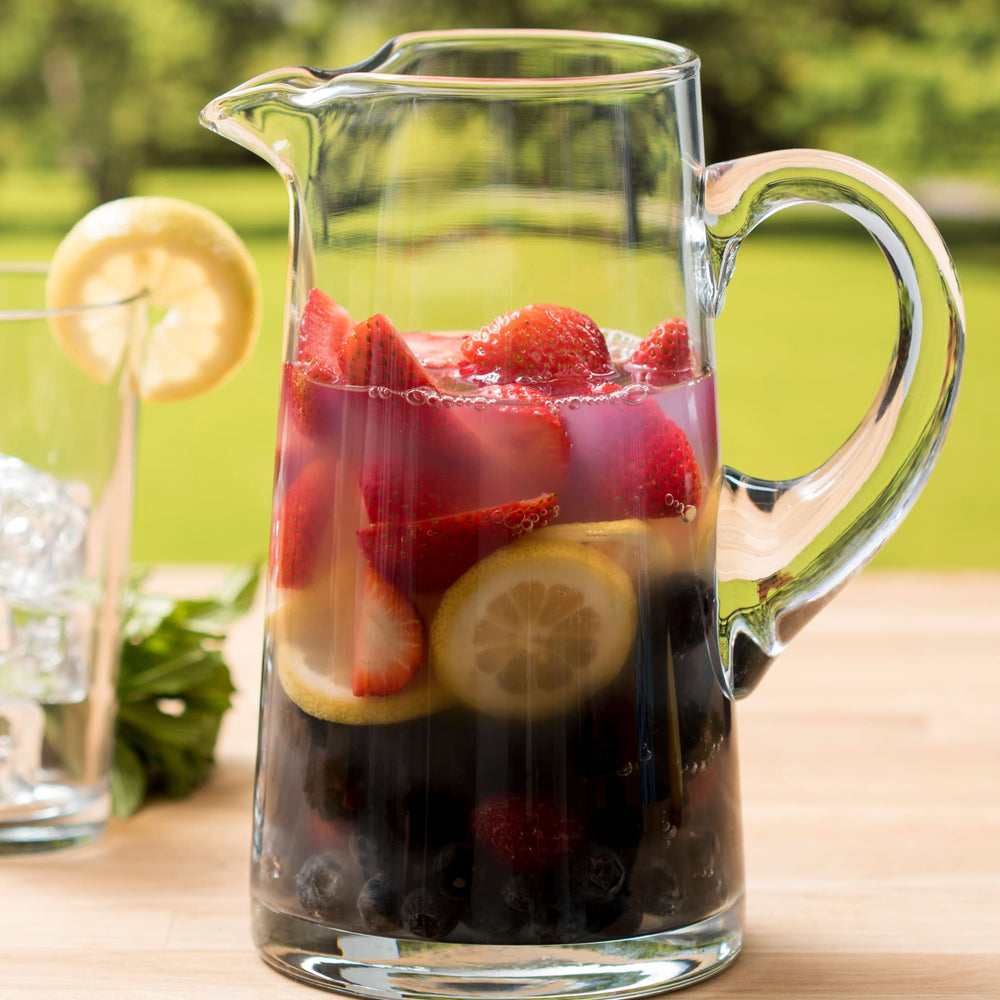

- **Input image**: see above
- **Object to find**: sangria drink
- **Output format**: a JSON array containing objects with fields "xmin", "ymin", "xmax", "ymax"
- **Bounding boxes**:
[{"xmin": 252, "ymin": 291, "xmax": 742, "ymax": 948}]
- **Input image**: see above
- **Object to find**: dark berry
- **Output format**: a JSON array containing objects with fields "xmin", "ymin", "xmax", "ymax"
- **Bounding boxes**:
[
  {"xmin": 500, "ymin": 874, "xmax": 534, "ymax": 913},
  {"xmin": 357, "ymin": 875, "xmax": 399, "ymax": 934},
  {"xmin": 400, "ymin": 888, "xmax": 460, "ymax": 940},
  {"xmin": 349, "ymin": 830, "xmax": 387, "ymax": 876},
  {"xmin": 302, "ymin": 751, "xmax": 361, "ymax": 821},
  {"xmin": 463, "ymin": 893, "xmax": 525, "ymax": 940},
  {"xmin": 296, "ymin": 853, "xmax": 352, "ymax": 921},
  {"xmin": 570, "ymin": 845, "xmax": 626, "ymax": 903},
  {"xmin": 530, "ymin": 899, "xmax": 588, "ymax": 944},
  {"xmin": 663, "ymin": 573, "xmax": 714, "ymax": 656},
  {"xmin": 432, "ymin": 843, "xmax": 474, "ymax": 899},
  {"xmin": 634, "ymin": 857, "xmax": 684, "ymax": 917}
]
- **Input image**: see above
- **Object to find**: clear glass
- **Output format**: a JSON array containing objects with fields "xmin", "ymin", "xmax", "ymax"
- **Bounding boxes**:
[
  {"xmin": 0, "ymin": 265, "xmax": 139, "ymax": 852},
  {"xmin": 201, "ymin": 28, "xmax": 963, "ymax": 998}
]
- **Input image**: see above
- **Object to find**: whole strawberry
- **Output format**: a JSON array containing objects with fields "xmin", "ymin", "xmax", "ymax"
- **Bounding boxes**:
[
  {"xmin": 628, "ymin": 318, "xmax": 698, "ymax": 386},
  {"xmin": 461, "ymin": 304, "xmax": 614, "ymax": 385}
]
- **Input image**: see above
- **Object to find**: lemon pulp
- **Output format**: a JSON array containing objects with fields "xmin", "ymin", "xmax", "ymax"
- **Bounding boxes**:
[{"xmin": 430, "ymin": 539, "xmax": 637, "ymax": 719}]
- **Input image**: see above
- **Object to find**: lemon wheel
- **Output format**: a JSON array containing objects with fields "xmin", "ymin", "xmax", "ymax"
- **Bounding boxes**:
[
  {"xmin": 45, "ymin": 196, "xmax": 260, "ymax": 401},
  {"xmin": 430, "ymin": 539, "xmax": 637, "ymax": 719}
]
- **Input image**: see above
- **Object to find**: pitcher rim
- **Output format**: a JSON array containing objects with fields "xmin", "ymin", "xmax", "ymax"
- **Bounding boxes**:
[{"xmin": 321, "ymin": 28, "xmax": 699, "ymax": 89}]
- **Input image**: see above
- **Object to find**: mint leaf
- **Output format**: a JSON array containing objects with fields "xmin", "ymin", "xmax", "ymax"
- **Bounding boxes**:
[{"xmin": 111, "ymin": 564, "xmax": 258, "ymax": 818}]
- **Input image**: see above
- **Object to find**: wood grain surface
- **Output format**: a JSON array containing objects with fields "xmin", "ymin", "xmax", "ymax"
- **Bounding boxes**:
[{"xmin": 1, "ymin": 569, "xmax": 997, "ymax": 999}]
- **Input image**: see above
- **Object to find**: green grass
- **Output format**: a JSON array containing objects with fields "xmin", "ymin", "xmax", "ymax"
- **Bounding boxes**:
[{"xmin": 0, "ymin": 167, "xmax": 994, "ymax": 569}]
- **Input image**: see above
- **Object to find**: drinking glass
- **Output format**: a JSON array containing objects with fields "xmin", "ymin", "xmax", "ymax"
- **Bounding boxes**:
[{"xmin": 0, "ymin": 264, "xmax": 140, "ymax": 852}]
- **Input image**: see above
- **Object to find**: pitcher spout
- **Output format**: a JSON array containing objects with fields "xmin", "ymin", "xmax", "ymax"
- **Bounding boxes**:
[
  {"xmin": 199, "ymin": 37, "xmax": 397, "ymax": 173},
  {"xmin": 199, "ymin": 67, "xmax": 330, "ymax": 174}
]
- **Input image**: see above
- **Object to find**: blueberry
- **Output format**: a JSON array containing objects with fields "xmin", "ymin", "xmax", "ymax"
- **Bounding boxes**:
[
  {"xmin": 633, "ymin": 857, "xmax": 684, "ymax": 917},
  {"xmin": 570, "ymin": 845, "xmax": 626, "ymax": 903},
  {"xmin": 357, "ymin": 874, "xmax": 399, "ymax": 934},
  {"xmin": 349, "ymin": 829, "xmax": 391, "ymax": 877},
  {"xmin": 302, "ymin": 747, "xmax": 362, "ymax": 821},
  {"xmin": 530, "ymin": 899, "xmax": 588, "ymax": 944},
  {"xmin": 500, "ymin": 874, "xmax": 535, "ymax": 913},
  {"xmin": 432, "ymin": 843, "xmax": 474, "ymax": 899},
  {"xmin": 400, "ymin": 887, "xmax": 461, "ymax": 940},
  {"xmin": 463, "ymin": 892, "xmax": 524, "ymax": 940},
  {"xmin": 296, "ymin": 853, "xmax": 352, "ymax": 921}
]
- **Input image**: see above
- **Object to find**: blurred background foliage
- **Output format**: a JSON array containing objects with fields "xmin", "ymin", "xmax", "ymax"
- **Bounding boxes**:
[{"xmin": 1, "ymin": 0, "xmax": 998, "ymax": 203}]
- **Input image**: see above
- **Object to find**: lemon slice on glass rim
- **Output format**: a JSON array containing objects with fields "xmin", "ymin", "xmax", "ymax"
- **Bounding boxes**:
[
  {"xmin": 430, "ymin": 538, "xmax": 637, "ymax": 720},
  {"xmin": 45, "ymin": 196, "xmax": 260, "ymax": 401}
]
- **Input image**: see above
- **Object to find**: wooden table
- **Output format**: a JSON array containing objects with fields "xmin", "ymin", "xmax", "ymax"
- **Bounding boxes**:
[{"xmin": 1, "ymin": 570, "xmax": 998, "ymax": 999}]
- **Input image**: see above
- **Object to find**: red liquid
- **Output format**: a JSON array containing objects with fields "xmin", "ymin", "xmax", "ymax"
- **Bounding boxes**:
[{"xmin": 253, "ymin": 332, "xmax": 742, "ymax": 945}]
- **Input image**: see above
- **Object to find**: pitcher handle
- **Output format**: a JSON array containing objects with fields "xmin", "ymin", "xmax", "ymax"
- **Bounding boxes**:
[{"xmin": 701, "ymin": 149, "xmax": 964, "ymax": 697}]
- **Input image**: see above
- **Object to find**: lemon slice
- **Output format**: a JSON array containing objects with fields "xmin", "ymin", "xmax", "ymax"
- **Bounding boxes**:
[
  {"xmin": 430, "ymin": 539, "xmax": 637, "ymax": 720},
  {"xmin": 272, "ymin": 582, "xmax": 453, "ymax": 725},
  {"xmin": 45, "ymin": 196, "xmax": 260, "ymax": 401},
  {"xmin": 528, "ymin": 519, "xmax": 674, "ymax": 586}
]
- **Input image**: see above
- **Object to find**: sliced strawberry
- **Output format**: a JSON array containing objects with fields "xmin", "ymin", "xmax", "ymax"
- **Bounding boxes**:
[
  {"xmin": 271, "ymin": 458, "xmax": 336, "ymax": 589},
  {"xmin": 460, "ymin": 303, "xmax": 615, "ymax": 385},
  {"xmin": 286, "ymin": 289, "xmax": 354, "ymax": 435},
  {"xmin": 455, "ymin": 384, "xmax": 570, "ymax": 506},
  {"xmin": 627, "ymin": 318, "xmax": 698, "ymax": 386},
  {"xmin": 298, "ymin": 287, "xmax": 353, "ymax": 379},
  {"xmin": 341, "ymin": 313, "xmax": 435, "ymax": 391},
  {"xmin": 358, "ymin": 493, "xmax": 560, "ymax": 592},
  {"xmin": 560, "ymin": 400, "xmax": 702, "ymax": 522},
  {"xmin": 352, "ymin": 568, "xmax": 425, "ymax": 697},
  {"xmin": 471, "ymin": 795, "xmax": 582, "ymax": 873}
]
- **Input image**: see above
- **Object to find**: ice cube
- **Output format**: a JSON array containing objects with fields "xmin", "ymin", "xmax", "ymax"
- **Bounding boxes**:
[
  {"xmin": 0, "ymin": 454, "xmax": 89, "ymax": 597},
  {"xmin": 0, "ymin": 593, "xmax": 89, "ymax": 704},
  {"xmin": 0, "ymin": 695, "xmax": 44, "ymax": 806}
]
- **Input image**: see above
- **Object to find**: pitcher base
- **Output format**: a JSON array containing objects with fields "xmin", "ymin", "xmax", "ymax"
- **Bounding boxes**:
[{"xmin": 252, "ymin": 897, "xmax": 743, "ymax": 999}]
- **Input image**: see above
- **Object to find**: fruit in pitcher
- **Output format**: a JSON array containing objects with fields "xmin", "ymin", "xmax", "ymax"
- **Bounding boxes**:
[
  {"xmin": 628, "ymin": 318, "xmax": 698, "ymax": 385},
  {"xmin": 358, "ymin": 492, "xmax": 560, "ymax": 592},
  {"xmin": 561, "ymin": 400, "xmax": 702, "ymax": 522},
  {"xmin": 430, "ymin": 538, "xmax": 637, "ymax": 719},
  {"xmin": 272, "ymin": 581, "xmax": 452, "ymax": 724},
  {"xmin": 457, "ymin": 383, "xmax": 571, "ymax": 502},
  {"xmin": 342, "ymin": 312, "xmax": 436, "ymax": 390},
  {"xmin": 271, "ymin": 458, "xmax": 336, "ymax": 589},
  {"xmin": 285, "ymin": 288, "xmax": 354, "ymax": 434},
  {"xmin": 297, "ymin": 287, "xmax": 353, "ymax": 381},
  {"xmin": 460, "ymin": 303, "xmax": 615, "ymax": 384},
  {"xmin": 532, "ymin": 518, "xmax": 674, "ymax": 588},
  {"xmin": 351, "ymin": 568, "xmax": 426, "ymax": 697},
  {"xmin": 471, "ymin": 794, "xmax": 582, "ymax": 873}
]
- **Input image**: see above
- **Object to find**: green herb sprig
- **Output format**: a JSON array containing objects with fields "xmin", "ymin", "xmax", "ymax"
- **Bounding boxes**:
[{"xmin": 111, "ymin": 564, "xmax": 259, "ymax": 818}]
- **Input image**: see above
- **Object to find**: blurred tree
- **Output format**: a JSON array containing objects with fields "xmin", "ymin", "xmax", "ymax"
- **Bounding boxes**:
[
  {"xmin": 345, "ymin": 0, "xmax": 1000, "ymax": 181},
  {"xmin": 0, "ymin": 0, "xmax": 323, "ymax": 204},
  {"xmin": 0, "ymin": 0, "xmax": 997, "ymax": 200}
]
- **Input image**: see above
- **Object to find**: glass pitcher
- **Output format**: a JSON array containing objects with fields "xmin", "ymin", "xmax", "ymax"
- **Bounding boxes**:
[{"xmin": 201, "ymin": 29, "xmax": 963, "ymax": 998}]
